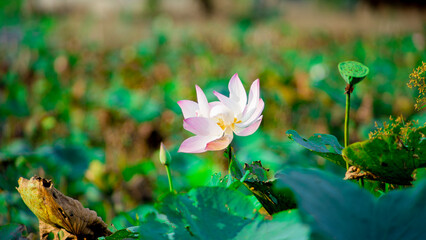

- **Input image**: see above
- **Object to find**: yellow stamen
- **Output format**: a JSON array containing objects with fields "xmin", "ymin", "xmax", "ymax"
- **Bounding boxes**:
[
  {"xmin": 217, "ymin": 117, "xmax": 242, "ymax": 131},
  {"xmin": 217, "ymin": 118, "xmax": 226, "ymax": 130},
  {"xmin": 231, "ymin": 118, "xmax": 242, "ymax": 130}
]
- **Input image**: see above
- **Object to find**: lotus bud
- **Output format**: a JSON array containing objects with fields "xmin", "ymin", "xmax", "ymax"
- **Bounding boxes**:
[{"xmin": 159, "ymin": 142, "xmax": 171, "ymax": 166}]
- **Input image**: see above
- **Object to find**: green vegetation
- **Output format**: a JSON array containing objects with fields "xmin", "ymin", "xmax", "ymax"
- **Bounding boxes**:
[{"xmin": 1, "ymin": 1, "xmax": 425, "ymax": 239}]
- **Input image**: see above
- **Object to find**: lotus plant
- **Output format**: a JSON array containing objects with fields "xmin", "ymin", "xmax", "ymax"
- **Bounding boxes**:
[{"xmin": 178, "ymin": 74, "xmax": 264, "ymax": 153}]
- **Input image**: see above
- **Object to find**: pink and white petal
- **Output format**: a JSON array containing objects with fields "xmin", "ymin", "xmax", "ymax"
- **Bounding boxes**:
[
  {"xmin": 209, "ymin": 103, "xmax": 233, "ymax": 121},
  {"xmin": 229, "ymin": 73, "xmax": 247, "ymax": 111},
  {"xmin": 205, "ymin": 132, "xmax": 234, "ymax": 151},
  {"xmin": 249, "ymin": 79, "xmax": 260, "ymax": 100},
  {"xmin": 213, "ymin": 91, "xmax": 242, "ymax": 115},
  {"xmin": 243, "ymin": 79, "xmax": 260, "ymax": 119},
  {"xmin": 177, "ymin": 100, "xmax": 198, "ymax": 119},
  {"xmin": 195, "ymin": 85, "xmax": 209, "ymax": 117},
  {"xmin": 241, "ymin": 99, "xmax": 264, "ymax": 124},
  {"xmin": 234, "ymin": 116, "xmax": 263, "ymax": 136},
  {"xmin": 208, "ymin": 101, "xmax": 222, "ymax": 109},
  {"xmin": 178, "ymin": 135, "xmax": 218, "ymax": 153},
  {"xmin": 183, "ymin": 117, "xmax": 223, "ymax": 136}
]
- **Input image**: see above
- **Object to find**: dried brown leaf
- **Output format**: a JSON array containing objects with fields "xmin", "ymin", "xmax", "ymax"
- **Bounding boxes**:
[{"xmin": 17, "ymin": 176, "xmax": 112, "ymax": 240}]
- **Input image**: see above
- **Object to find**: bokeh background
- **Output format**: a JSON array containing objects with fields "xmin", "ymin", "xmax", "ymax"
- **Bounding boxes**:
[{"xmin": 1, "ymin": 0, "xmax": 425, "ymax": 233}]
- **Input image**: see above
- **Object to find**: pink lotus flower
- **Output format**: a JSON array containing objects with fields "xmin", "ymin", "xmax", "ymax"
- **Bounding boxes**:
[{"xmin": 178, "ymin": 74, "xmax": 264, "ymax": 153}]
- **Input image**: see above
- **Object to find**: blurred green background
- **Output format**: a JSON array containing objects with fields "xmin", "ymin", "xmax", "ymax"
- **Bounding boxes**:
[{"xmin": 1, "ymin": 0, "xmax": 425, "ymax": 233}]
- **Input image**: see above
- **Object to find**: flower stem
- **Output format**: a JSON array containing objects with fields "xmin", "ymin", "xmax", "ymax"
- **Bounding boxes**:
[
  {"xmin": 359, "ymin": 178, "xmax": 364, "ymax": 187},
  {"xmin": 165, "ymin": 164, "xmax": 174, "ymax": 193},
  {"xmin": 225, "ymin": 145, "xmax": 236, "ymax": 188},
  {"xmin": 227, "ymin": 145, "xmax": 233, "ymax": 177},
  {"xmin": 344, "ymin": 87, "xmax": 351, "ymax": 170}
]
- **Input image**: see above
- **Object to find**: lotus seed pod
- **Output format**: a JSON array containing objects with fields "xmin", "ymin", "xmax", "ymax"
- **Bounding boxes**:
[{"xmin": 338, "ymin": 61, "xmax": 369, "ymax": 86}]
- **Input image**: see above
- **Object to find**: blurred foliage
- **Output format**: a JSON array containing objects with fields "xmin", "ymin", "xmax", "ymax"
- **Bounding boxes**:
[
  {"xmin": 0, "ymin": 0, "xmax": 425, "ymax": 236},
  {"xmin": 276, "ymin": 168, "xmax": 426, "ymax": 240},
  {"xmin": 0, "ymin": 223, "xmax": 28, "ymax": 240}
]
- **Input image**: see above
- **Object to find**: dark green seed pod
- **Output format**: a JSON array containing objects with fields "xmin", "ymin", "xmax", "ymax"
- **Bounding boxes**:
[{"xmin": 338, "ymin": 61, "xmax": 369, "ymax": 86}]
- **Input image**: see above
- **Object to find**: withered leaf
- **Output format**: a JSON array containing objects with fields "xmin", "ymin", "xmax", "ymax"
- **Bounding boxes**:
[{"xmin": 17, "ymin": 176, "xmax": 112, "ymax": 240}]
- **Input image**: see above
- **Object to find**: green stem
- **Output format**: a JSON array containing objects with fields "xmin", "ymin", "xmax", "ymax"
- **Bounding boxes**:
[
  {"xmin": 345, "ymin": 87, "xmax": 364, "ymax": 188},
  {"xmin": 227, "ymin": 145, "xmax": 233, "ymax": 176},
  {"xmin": 240, "ymin": 170, "xmax": 250, "ymax": 183},
  {"xmin": 344, "ymin": 90, "xmax": 351, "ymax": 170},
  {"xmin": 165, "ymin": 164, "xmax": 174, "ymax": 193},
  {"xmin": 226, "ymin": 145, "xmax": 234, "ymax": 187},
  {"xmin": 359, "ymin": 178, "xmax": 364, "ymax": 187}
]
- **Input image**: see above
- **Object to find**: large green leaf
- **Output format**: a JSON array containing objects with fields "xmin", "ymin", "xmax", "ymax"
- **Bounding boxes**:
[
  {"xmin": 109, "ymin": 212, "xmax": 309, "ymax": 240},
  {"xmin": 111, "ymin": 205, "xmax": 157, "ymax": 229},
  {"xmin": 234, "ymin": 210, "xmax": 309, "ymax": 240},
  {"xmin": 210, "ymin": 159, "xmax": 297, "ymax": 215},
  {"xmin": 243, "ymin": 179, "xmax": 297, "ymax": 215},
  {"xmin": 105, "ymin": 211, "xmax": 172, "ymax": 240},
  {"xmin": 240, "ymin": 161, "xmax": 297, "ymax": 215},
  {"xmin": 138, "ymin": 213, "xmax": 173, "ymax": 240},
  {"xmin": 216, "ymin": 148, "xmax": 293, "ymax": 213},
  {"xmin": 158, "ymin": 186, "xmax": 259, "ymax": 239},
  {"xmin": 100, "ymin": 226, "xmax": 138, "ymax": 240},
  {"xmin": 286, "ymin": 130, "xmax": 346, "ymax": 167},
  {"xmin": 343, "ymin": 126, "xmax": 426, "ymax": 185},
  {"xmin": 104, "ymin": 187, "xmax": 309, "ymax": 240},
  {"xmin": 276, "ymin": 168, "xmax": 426, "ymax": 240}
]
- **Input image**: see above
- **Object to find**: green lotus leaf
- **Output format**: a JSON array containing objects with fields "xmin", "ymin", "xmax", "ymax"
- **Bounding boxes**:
[
  {"xmin": 286, "ymin": 130, "xmax": 346, "ymax": 167},
  {"xmin": 103, "ymin": 187, "xmax": 308, "ymax": 240},
  {"xmin": 210, "ymin": 160, "xmax": 297, "ymax": 215},
  {"xmin": 234, "ymin": 210, "xmax": 309, "ymax": 240},
  {"xmin": 244, "ymin": 179, "xmax": 297, "ymax": 215},
  {"xmin": 275, "ymin": 168, "xmax": 426, "ymax": 240},
  {"xmin": 338, "ymin": 61, "xmax": 369, "ymax": 85},
  {"xmin": 241, "ymin": 161, "xmax": 297, "ymax": 215},
  {"xmin": 343, "ymin": 126, "xmax": 426, "ymax": 185}
]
